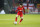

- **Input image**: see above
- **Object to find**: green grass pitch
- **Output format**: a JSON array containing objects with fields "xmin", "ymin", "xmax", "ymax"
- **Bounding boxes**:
[{"xmin": 0, "ymin": 14, "xmax": 40, "ymax": 27}]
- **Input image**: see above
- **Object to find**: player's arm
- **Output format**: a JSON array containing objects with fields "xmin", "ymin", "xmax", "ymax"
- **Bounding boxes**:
[
  {"xmin": 15, "ymin": 7, "xmax": 18, "ymax": 13},
  {"xmin": 23, "ymin": 7, "xmax": 25, "ymax": 15}
]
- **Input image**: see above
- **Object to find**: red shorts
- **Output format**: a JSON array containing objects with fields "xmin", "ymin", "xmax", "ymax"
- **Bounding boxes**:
[{"xmin": 17, "ymin": 12, "xmax": 23, "ymax": 17}]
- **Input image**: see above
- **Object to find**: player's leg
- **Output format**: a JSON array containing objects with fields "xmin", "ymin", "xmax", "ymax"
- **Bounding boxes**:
[
  {"xmin": 15, "ymin": 15, "xmax": 18, "ymax": 22},
  {"xmin": 15, "ymin": 12, "xmax": 19, "ymax": 22},
  {"xmin": 14, "ymin": 12, "xmax": 19, "ymax": 24},
  {"xmin": 19, "ymin": 14, "xmax": 23, "ymax": 24},
  {"xmin": 14, "ymin": 15, "xmax": 18, "ymax": 24},
  {"xmin": 20, "ymin": 17, "xmax": 23, "ymax": 22}
]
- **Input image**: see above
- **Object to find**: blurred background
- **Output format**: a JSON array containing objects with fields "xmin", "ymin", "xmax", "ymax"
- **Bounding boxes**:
[
  {"xmin": 0, "ymin": 0, "xmax": 40, "ymax": 27},
  {"xmin": 0, "ymin": 0, "xmax": 40, "ymax": 14}
]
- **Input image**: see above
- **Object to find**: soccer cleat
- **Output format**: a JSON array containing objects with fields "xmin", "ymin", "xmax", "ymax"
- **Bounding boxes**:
[{"xmin": 19, "ymin": 22, "xmax": 21, "ymax": 24}]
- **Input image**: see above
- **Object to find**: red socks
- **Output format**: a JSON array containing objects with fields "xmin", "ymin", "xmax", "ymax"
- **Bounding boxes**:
[
  {"xmin": 15, "ymin": 17, "xmax": 17, "ymax": 22},
  {"xmin": 15, "ymin": 17, "xmax": 23, "ymax": 23},
  {"xmin": 20, "ymin": 19, "xmax": 23, "ymax": 22}
]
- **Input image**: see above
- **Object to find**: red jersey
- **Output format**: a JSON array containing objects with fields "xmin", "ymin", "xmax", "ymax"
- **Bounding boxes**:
[{"xmin": 16, "ymin": 6, "xmax": 25, "ymax": 13}]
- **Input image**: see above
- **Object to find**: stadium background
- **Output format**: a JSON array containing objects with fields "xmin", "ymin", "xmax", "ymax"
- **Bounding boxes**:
[{"xmin": 0, "ymin": 0, "xmax": 40, "ymax": 14}]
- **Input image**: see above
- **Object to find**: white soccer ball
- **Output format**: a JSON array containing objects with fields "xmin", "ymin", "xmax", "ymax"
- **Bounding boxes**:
[{"xmin": 14, "ymin": 22, "xmax": 17, "ymax": 24}]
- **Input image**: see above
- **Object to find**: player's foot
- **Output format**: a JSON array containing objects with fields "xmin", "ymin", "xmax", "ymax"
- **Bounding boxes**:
[{"xmin": 19, "ymin": 22, "xmax": 21, "ymax": 24}]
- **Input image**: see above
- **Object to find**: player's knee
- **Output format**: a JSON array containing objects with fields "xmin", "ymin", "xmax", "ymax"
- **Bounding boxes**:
[
  {"xmin": 21, "ymin": 17, "xmax": 23, "ymax": 19},
  {"xmin": 16, "ymin": 15, "xmax": 18, "ymax": 17}
]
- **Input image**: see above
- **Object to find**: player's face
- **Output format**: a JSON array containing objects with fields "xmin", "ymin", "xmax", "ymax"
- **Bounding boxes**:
[{"xmin": 20, "ymin": 5, "xmax": 22, "ymax": 8}]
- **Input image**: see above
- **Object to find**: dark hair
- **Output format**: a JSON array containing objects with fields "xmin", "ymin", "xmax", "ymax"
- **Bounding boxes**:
[{"xmin": 20, "ymin": 3, "xmax": 23, "ymax": 5}]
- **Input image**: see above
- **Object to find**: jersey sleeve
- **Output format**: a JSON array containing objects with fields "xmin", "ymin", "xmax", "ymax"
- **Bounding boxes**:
[{"xmin": 15, "ymin": 7, "xmax": 19, "ymax": 12}]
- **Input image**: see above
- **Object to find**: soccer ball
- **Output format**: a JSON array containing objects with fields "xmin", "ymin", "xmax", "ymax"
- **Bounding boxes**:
[{"xmin": 14, "ymin": 22, "xmax": 17, "ymax": 24}]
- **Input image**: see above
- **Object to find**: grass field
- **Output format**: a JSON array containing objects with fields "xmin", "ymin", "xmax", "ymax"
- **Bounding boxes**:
[{"xmin": 0, "ymin": 14, "xmax": 40, "ymax": 27}]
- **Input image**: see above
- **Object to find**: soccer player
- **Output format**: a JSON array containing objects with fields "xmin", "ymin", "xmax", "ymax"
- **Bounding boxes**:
[{"xmin": 14, "ymin": 4, "xmax": 25, "ymax": 24}]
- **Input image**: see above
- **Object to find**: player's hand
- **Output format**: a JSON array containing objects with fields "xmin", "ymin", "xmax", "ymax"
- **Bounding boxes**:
[{"xmin": 24, "ymin": 13, "xmax": 25, "ymax": 15}]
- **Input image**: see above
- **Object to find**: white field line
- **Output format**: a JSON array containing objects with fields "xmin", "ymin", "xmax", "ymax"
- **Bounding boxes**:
[
  {"xmin": 0, "ymin": 19, "xmax": 14, "ymax": 20},
  {"xmin": 0, "ymin": 19, "xmax": 38, "ymax": 21},
  {"xmin": 0, "ymin": 19, "xmax": 26, "ymax": 20}
]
